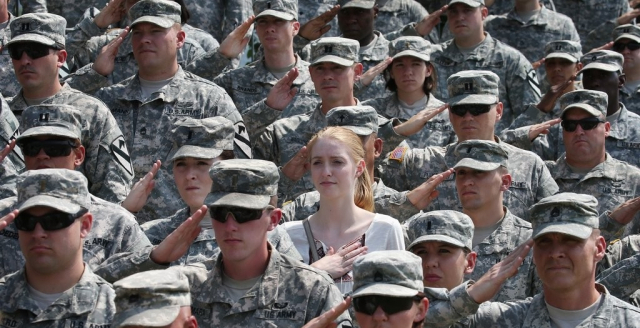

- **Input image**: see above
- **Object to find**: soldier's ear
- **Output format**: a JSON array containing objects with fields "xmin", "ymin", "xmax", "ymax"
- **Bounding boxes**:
[
  {"xmin": 291, "ymin": 21, "xmax": 300, "ymax": 36},
  {"xmin": 79, "ymin": 213, "xmax": 93, "ymax": 238},
  {"xmin": 176, "ymin": 28, "xmax": 186, "ymax": 49},
  {"xmin": 480, "ymin": 6, "xmax": 489, "ymax": 19},
  {"xmin": 499, "ymin": 172, "xmax": 511, "ymax": 191},
  {"xmin": 56, "ymin": 49, "xmax": 67, "ymax": 68},
  {"xmin": 73, "ymin": 145, "xmax": 85, "ymax": 168}
]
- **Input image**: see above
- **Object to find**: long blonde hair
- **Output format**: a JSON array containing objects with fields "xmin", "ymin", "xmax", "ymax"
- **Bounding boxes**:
[{"xmin": 306, "ymin": 127, "xmax": 375, "ymax": 212}]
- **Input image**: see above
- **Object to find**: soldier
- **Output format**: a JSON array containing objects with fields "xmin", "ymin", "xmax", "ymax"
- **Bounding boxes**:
[
  {"xmin": 451, "ymin": 139, "xmax": 538, "ymax": 301},
  {"xmin": 375, "ymin": 0, "xmax": 429, "ymax": 38},
  {"xmin": 94, "ymin": 0, "xmax": 251, "ymax": 222},
  {"xmin": 0, "ymin": 169, "xmax": 115, "ymax": 327},
  {"xmin": 5, "ymin": 12, "xmax": 134, "ymax": 204},
  {"xmin": 169, "ymin": 159, "xmax": 353, "ymax": 327},
  {"xmin": 112, "ymin": 270, "xmax": 197, "ymax": 328},
  {"xmin": 213, "ymin": 0, "xmax": 319, "ymax": 141},
  {"xmin": 180, "ymin": 0, "xmax": 249, "ymax": 42},
  {"xmin": 578, "ymin": 0, "xmax": 633, "ymax": 52},
  {"xmin": 140, "ymin": 117, "xmax": 302, "ymax": 264},
  {"xmin": 0, "ymin": 0, "xmax": 21, "ymax": 98},
  {"xmin": 612, "ymin": 24, "xmax": 640, "ymax": 115},
  {"xmin": 379, "ymin": 70, "xmax": 558, "ymax": 221}
]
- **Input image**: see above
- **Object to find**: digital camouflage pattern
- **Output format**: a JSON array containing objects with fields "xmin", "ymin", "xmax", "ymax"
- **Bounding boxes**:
[
  {"xmin": 352, "ymin": 250, "xmax": 423, "ymax": 298},
  {"xmin": 185, "ymin": 0, "xmax": 250, "ymax": 42},
  {"xmin": 453, "ymin": 139, "xmax": 509, "ymax": 171},
  {"xmin": 0, "ymin": 266, "xmax": 115, "ymax": 328},
  {"xmin": 325, "ymin": 105, "xmax": 379, "ymax": 135},
  {"xmin": 578, "ymin": 0, "xmax": 631, "ymax": 52},
  {"xmin": 170, "ymin": 247, "xmax": 353, "ymax": 327},
  {"xmin": 405, "ymin": 210, "xmax": 474, "ymax": 250},
  {"xmin": 375, "ymin": 0, "xmax": 428, "ymax": 38},
  {"xmin": 169, "ymin": 116, "xmax": 235, "ymax": 161},
  {"xmin": 0, "ymin": 95, "xmax": 24, "ymax": 200},
  {"xmin": 205, "ymin": 159, "xmax": 277, "ymax": 209},
  {"xmin": 10, "ymin": 83, "xmax": 134, "ymax": 203},
  {"xmin": 0, "ymin": 14, "xmax": 22, "ymax": 98},
  {"xmin": 7, "ymin": 13, "xmax": 66, "ymax": 48},
  {"xmin": 94, "ymin": 67, "xmax": 251, "ymax": 223},
  {"xmin": 596, "ymin": 235, "xmax": 640, "ymax": 303},
  {"xmin": 614, "ymin": 25, "xmax": 640, "ymax": 116}
]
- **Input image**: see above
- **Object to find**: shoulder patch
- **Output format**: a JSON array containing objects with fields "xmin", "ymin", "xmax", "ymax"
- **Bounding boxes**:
[
  {"xmin": 389, "ymin": 146, "xmax": 408, "ymax": 162},
  {"xmin": 110, "ymin": 136, "xmax": 133, "ymax": 175},
  {"xmin": 527, "ymin": 69, "xmax": 542, "ymax": 98}
]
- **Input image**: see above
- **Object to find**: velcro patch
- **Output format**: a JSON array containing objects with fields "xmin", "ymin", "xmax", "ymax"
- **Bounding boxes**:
[
  {"xmin": 389, "ymin": 146, "xmax": 408, "ymax": 162},
  {"xmin": 110, "ymin": 136, "xmax": 133, "ymax": 175}
]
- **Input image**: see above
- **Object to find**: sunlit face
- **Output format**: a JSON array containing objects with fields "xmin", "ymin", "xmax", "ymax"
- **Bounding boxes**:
[
  {"xmin": 410, "ymin": 241, "xmax": 475, "ymax": 290},
  {"xmin": 131, "ymin": 22, "xmax": 184, "ymax": 73},
  {"xmin": 355, "ymin": 298, "xmax": 429, "ymax": 328},
  {"xmin": 310, "ymin": 137, "xmax": 365, "ymax": 200},
  {"xmin": 545, "ymin": 58, "xmax": 580, "ymax": 86},
  {"xmin": 11, "ymin": 43, "xmax": 65, "ymax": 93},
  {"xmin": 173, "ymin": 157, "xmax": 218, "ymax": 210},
  {"xmin": 562, "ymin": 108, "xmax": 609, "ymax": 167},
  {"xmin": 447, "ymin": 4, "xmax": 486, "ymax": 39},
  {"xmin": 254, "ymin": 16, "xmax": 299, "ymax": 52},
  {"xmin": 22, "ymin": 136, "xmax": 84, "ymax": 171},
  {"xmin": 338, "ymin": 7, "xmax": 376, "ymax": 43},
  {"xmin": 309, "ymin": 62, "xmax": 362, "ymax": 104},
  {"xmin": 455, "ymin": 167, "xmax": 508, "ymax": 211},
  {"xmin": 614, "ymin": 38, "xmax": 640, "ymax": 72},
  {"xmin": 389, "ymin": 57, "xmax": 431, "ymax": 94},
  {"xmin": 448, "ymin": 104, "xmax": 502, "ymax": 141}
]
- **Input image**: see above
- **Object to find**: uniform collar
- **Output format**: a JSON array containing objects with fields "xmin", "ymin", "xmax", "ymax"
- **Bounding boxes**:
[
  {"xmin": 441, "ymin": 33, "xmax": 494, "ymax": 63},
  {"xmin": 358, "ymin": 31, "xmax": 389, "ymax": 62},
  {"xmin": 117, "ymin": 66, "xmax": 187, "ymax": 103},
  {"xmin": 607, "ymin": 103, "xmax": 629, "ymax": 140},
  {"xmin": 552, "ymin": 153, "xmax": 618, "ymax": 181},
  {"xmin": 505, "ymin": 6, "xmax": 550, "ymax": 26}
]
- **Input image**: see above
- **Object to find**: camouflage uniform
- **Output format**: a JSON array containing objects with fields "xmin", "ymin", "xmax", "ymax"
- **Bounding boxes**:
[
  {"xmin": 613, "ymin": 25, "xmax": 640, "ymax": 116},
  {"xmin": 430, "ymin": 33, "xmax": 542, "ymax": 132},
  {"xmin": 0, "ymin": 13, "xmax": 21, "ymax": 98},
  {"xmin": 375, "ymin": 0, "xmax": 428, "ymax": 38},
  {"xmin": 298, "ymin": 0, "xmax": 339, "ymax": 37},
  {"xmin": 0, "ymin": 266, "xmax": 115, "ymax": 328},
  {"xmin": 0, "ymin": 96, "xmax": 23, "ymax": 199},
  {"xmin": 596, "ymin": 234, "xmax": 640, "ymax": 304},
  {"xmin": 184, "ymin": 0, "xmax": 250, "ymax": 42},
  {"xmin": 17, "ymin": 0, "xmax": 47, "ymax": 14}
]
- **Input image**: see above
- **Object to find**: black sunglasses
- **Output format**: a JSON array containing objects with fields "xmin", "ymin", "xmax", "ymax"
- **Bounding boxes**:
[
  {"xmin": 15, "ymin": 208, "xmax": 88, "ymax": 231},
  {"xmin": 210, "ymin": 206, "xmax": 274, "ymax": 224},
  {"xmin": 8, "ymin": 43, "xmax": 53, "ymax": 60},
  {"xmin": 561, "ymin": 117, "xmax": 605, "ymax": 132},
  {"xmin": 19, "ymin": 139, "xmax": 79, "ymax": 157},
  {"xmin": 450, "ymin": 105, "xmax": 493, "ymax": 117},
  {"xmin": 353, "ymin": 295, "xmax": 422, "ymax": 315},
  {"xmin": 613, "ymin": 42, "xmax": 640, "ymax": 52}
]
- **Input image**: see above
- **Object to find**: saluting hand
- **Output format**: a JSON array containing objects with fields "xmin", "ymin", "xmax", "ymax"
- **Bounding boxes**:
[
  {"xmin": 281, "ymin": 145, "xmax": 309, "ymax": 182},
  {"xmin": 150, "ymin": 205, "xmax": 208, "ymax": 264},
  {"xmin": 0, "ymin": 140, "xmax": 16, "ymax": 164},
  {"xmin": 121, "ymin": 160, "xmax": 161, "ymax": 213},
  {"xmin": 265, "ymin": 67, "xmax": 299, "ymax": 111},
  {"xmin": 0, "ymin": 210, "xmax": 18, "ymax": 231},
  {"xmin": 358, "ymin": 57, "xmax": 392, "ymax": 87},
  {"xmin": 393, "ymin": 103, "xmax": 449, "ymax": 137},
  {"xmin": 302, "ymin": 297, "xmax": 351, "ymax": 328},
  {"xmin": 299, "ymin": 5, "xmax": 341, "ymax": 41},
  {"xmin": 406, "ymin": 168, "xmax": 454, "ymax": 210},
  {"xmin": 93, "ymin": 26, "xmax": 129, "ymax": 77},
  {"xmin": 219, "ymin": 15, "xmax": 254, "ymax": 59}
]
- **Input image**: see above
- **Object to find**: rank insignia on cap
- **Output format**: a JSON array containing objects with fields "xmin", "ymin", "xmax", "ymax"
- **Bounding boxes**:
[
  {"xmin": 555, "ymin": 44, "xmax": 562, "ymax": 51},
  {"xmin": 405, "ymin": 42, "xmax": 411, "ymax": 50},
  {"xmin": 464, "ymin": 82, "xmax": 474, "ymax": 92},
  {"xmin": 427, "ymin": 220, "xmax": 432, "ymax": 230},
  {"xmin": 551, "ymin": 207, "xmax": 560, "ymax": 217},
  {"xmin": 591, "ymin": 55, "xmax": 598, "ymax": 62},
  {"xmin": 374, "ymin": 271, "xmax": 383, "ymax": 282},
  {"xmin": 39, "ymin": 179, "xmax": 46, "ymax": 192},
  {"xmin": 338, "ymin": 113, "xmax": 347, "ymax": 123},
  {"xmin": 324, "ymin": 45, "xmax": 333, "ymax": 53},
  {"xmin": 623, "ymin": 28, "xmax": 630, "ymax": 33},
  {"xmin": 20, "ymin": 22, "xmax": 30, "ymax": 31},
  {"xmin": 466, "ymin": 146, "xmax": 473, "ymax": 154},
  {"xmin": 267, "ymin": 1, "xmax": 271, "ymax": 8},
  {"xmin": 128, "ymin": 295, "xmax": 140, "ymax": 303},
  {"xmin": 39, "ymin": 113, "xmax": 49, "ymax": 122},
  {"xmin": 573, "ymin": 94, "xmax": 581, "ymax": 102},
  {"xmin": 187, "ymin": 130, "xmax": 193, "ymax": 140}
]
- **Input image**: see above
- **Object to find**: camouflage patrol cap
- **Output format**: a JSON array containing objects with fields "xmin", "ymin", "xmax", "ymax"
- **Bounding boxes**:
[
  {"xmin": 112, "ymin": 270, "xmax": 191, "ymax": 328},
  {"xmin": 169, "ymin": 117, "xmax": 235, "ymax": 161},
  {"xmin": 559, "ymin": 90, "xmax": 608, "ymax": 118},
  {"xmin": 529, "ymin": 192, "xmax": 599, "ymax": 240},
  {"xmin": 448, "ymin": 70, "xmax": 500, "ymax": 106},
  {"xmin": 389, "ymin": 36, "xmax": 431, "ymax": 62},
  {"xmin": 613, "ymin": 24, "xmax": 640, "ymax": 43},
  {"xmin": 579, "ymin": 50, "xmax": 624, "ymax": 73},
  {"xmin": 128, "ymin": 0, "xmax": 181, "ymax": 29},
  {"xmin": 406, "ymin": 210, "xmax": 474, "ymax": 251},
  {"xmin": 17, "ymin": 104, "xmax": 83, "ymax": 142},
  {"xmin": 544, "ymin": 40, "xmax": 582, "ymax": 63},
  {"xmin": 352, "ymin": 251, "xmax": 423, "ymax": 298},
  {"xmin": 310, "ymin": 37, "xmax": 360, "ymax": 66},
  {"xmin": 253, "ymin": 0, "xmax": 298, "ymax": 21},
  {"xmin": 205, "ymin": 159, "xmax": 278, "ymax": 210},
  {"xmin": 7, "ymin": 13, "xmax": 66, "ymax": 48},
  {"xmin": 338, "ymin": 0, "xmax": 375, "ymax": 9},
  {"xmin": 16, "ymin": 169, "xmax": 90, "ymax": 215},
  {"xmin": 326, "ymin": 105, "xmax": 378, "ymax": 135},
  {"xmin": 449, "ymin": 0, "xmax": 485, "ymax": 8},
  {"xmin": 453, "ymin": 140, "xmax": 508, "ymax": 172}
]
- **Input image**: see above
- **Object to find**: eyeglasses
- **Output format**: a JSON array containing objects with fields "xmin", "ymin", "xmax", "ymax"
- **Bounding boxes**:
[
  {"xmin": 613, "ymin": 42, "xmax": 640, "ymax": 52},
  {"xmin": 353, "ymin": 295, "xmax": 422, "ymax": 315},
  {"xmin": 561, "ymin": 117, "xmax": 605, "ymax": 132},
  {"xmin": 210, "ymin": 205, "xmax": 274, "ymax": 224},
  {"xmin": 8, "ymin": 43, "xmax": 53, "ymax": 60},
  {"xmin": 15, "ymin": 208, "xmax": 88, "ymax": 231},
  {"xmin": 450, "ymin": 105, "xmax": 493, "ymax": 117},
  {"xmin": 19, "ymin": 139, "xmax": 79, "ymax": 157}
]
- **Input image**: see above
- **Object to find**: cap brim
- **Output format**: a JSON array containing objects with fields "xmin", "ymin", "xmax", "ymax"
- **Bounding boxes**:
[
  {"xmin": 545, "ymin": 53, "xmax": 578, "ymax": 63},
  {"xmin": 449, "ymin": 94, "xmax": 498, "ymax": 106},
  {"xmin": 18, "ymin": 195, "xmax": 81, "ymax": 214},
  {"xmin": 341, "ymin": 126, "xmax": 375, "ymax": 136},
  {"xmin": 6, "ymin": 34, "xmax": 57, "ymax": 47},
  {"xmin": 352, "ymin": 283, "xmax": 419, "ymax": 298},
  {"xmin": 392, "ymin": 50, "xmax": 430, "ymax": 62},
  {"xmin": 311, "ymin": 55, "xmax": 354, "ymax": 67},
  {"xmin": 204, "ymin": 192, "xmax": 271, "ymax": 210},
  {"xmin": 341, "ymin": 3, "xmax": 375, "ymax": 9},
  {"xmin": 614, "ymin": 34, "xmax": 640, "ymax": 43},
  {"xmin": 448, "ymin": 0, "xmax": 483, "ymax": 7},
  {"xmin": 560, "ymin": 104, "xmax": 601, "ymax": 118},
  {"xmin": 170, "ymin": 146, "xmax": 224, "ymax": 161},
  {"xmin": 408, "ymin": 235, "xmax": 467, "ymax": 251},
  {"xmin": 113, "ymin": 306, "xmax": 180, "ymax": 328},
  {"xmin": 17, "ymin": 127, "xmax": 80, "ymax": 142},
  {"xmin": 255, "ymin": 10, "xmax": 295, "ymax": 20},
  {"xmin": 533, "ymin": 222, "xmax": 593, "ymax": 240},
  {"xmin": 579, "ymin": 63, "xmax": 619, "ymax": 73},
  {"xmin": 131, "ymin": 16, "xmax": 175, "ymax": 28},
  {"xmin": 453, "ymin": 158, "xmax": 501, "ymax": 172}
]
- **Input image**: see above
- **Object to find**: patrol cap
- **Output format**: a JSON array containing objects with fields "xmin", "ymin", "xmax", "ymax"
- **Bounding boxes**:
[
  {"xmin": 310, "ymin": 37, "xmax": 360, "ymax": 66},
  {"xmin": 7, "ymin": 13, "xmax": 66, "ymax": 48},
  {"xmin": 389, "ymin": 36, "xmax": 431, "ymax": 62},
  {"xmin": 447, "ymin": 70, "xmax": 500, "ymax": 106},
  {"xmin": 544, "ymin": 40, "xmax": 582, "ymax": 63},
  {"xmin": 17, "ymin": 169, "xmax": 90, "ymax": 215},
  {"xmin": 326, "ymin": 105, "xmax": 378, "ymax": 135},
  {"xmin": 579, "ymin": 50, "xmax": 624, "ymax": 73},
  {"xmin": 448, "ymin": 0, "xmax": 485, "ymax": 8},
  {"xmin": 128, "ymin": 0, "xmax": 181, "ymax": 29},
  {"xmin": 453, "ymin": 140, "xmax": 508, "ymax": 171},
  {"xmin": 253, "ymin": 0, "xmax": 298, "ymax": 21},
  {"xmin": 529, "ymin": 192, "xmax": 599, "ymax": 240},
  {"xmin": 17, "ymin": 104, "xmax": 83, "ymax": 142},
  {"xmin": 559, "ymin": 89, "xmax": 608, "ymax": 118},
  {"xmin": 169, "ymin": 117, "xmax": 235, "ymax": 161},
  {"xmin": 204, "ymin": 159, "xmax": 278, "ymax": 210},
  {"xmin": 406, "ymin": 210, "xmax": 474, "ymax": 251},
  {"xmin": 613, "ymin": 24, "xmax": 640, "ymax": 43},
  {"xmin": 352, "ymin": 251, "xmax": 423, "ymax": 298},
  {"xmin": 113, "ymin": 270, "xmax": 191, "ymax": 328},
  {"xmin": 338, "ymin": 0, "xmax": 375, "ymax": 9}
]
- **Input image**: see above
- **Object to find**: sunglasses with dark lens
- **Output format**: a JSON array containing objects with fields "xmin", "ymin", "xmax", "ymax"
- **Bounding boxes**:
[
  {"xmin": 19, "ymin": 139, "xmax": 78, "ymax": 157},
  {"xmin": 613, "ymin": 42, "xmax": 640, "ymax": 52},
  {"xmin": 353, "ymin": 295, "xmax": 422, "ymax": 315},
  {"xmin": 450, "ymin": 105, "xmax": 492, "ymax": 117},
  {"xmin": 15, "ymin": 209, "xmax": 88, "ymax": 231},
  {"xmin": 210, "ymin": 206, "xmax": 274, "ymax": 224},
  {"xmin": 8, "ymin": 43, "xmax": 53, "ymax": 60},
  {"xmin": 561, "ymin": 118, "xmax": 605, "ymax": 132}
]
